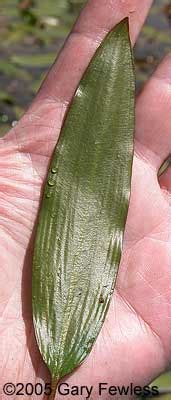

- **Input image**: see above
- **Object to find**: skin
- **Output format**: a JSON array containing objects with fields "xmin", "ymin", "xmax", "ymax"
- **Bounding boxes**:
[{"xmin": 1, "ymin": 0, "xmax": 171, "ymax": 398}]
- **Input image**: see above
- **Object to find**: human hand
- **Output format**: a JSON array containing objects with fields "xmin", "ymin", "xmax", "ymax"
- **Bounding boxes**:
[{"xmin": 1, "ymin": 1, "xmax": 171, "ymax": 399}]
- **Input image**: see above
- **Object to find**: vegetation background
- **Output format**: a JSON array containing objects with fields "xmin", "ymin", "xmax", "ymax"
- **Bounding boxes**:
[{"xmin": 0, "ymin": 0, "xmax": 171, "ymax": 397}]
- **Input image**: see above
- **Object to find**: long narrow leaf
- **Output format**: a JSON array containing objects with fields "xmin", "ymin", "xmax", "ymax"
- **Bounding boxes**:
[{"xmin": 32, "ymin": 18, "xmax": 135, "ymax": 397}]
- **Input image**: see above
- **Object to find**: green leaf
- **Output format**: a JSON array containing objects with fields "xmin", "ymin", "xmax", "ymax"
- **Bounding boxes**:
[
  {"xmin": 32, "ymin": 18, "xmax": 135, "ymax": 397},
  {"xmin": 158, "ymin": 157, "xmax": 171, "ymax": 178},
  {"xmin": 11, "ymin": 53, "xmax": 56, "ymax": 68},
  {"xmin": 0, "ymin": 60, "xmax": 31, "ymax": 80}
]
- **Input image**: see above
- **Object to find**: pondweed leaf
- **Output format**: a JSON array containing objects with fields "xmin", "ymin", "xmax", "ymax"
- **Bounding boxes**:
[{"xmin": 32, "ymin": 18, "xmax": 135, "ymax": 398}]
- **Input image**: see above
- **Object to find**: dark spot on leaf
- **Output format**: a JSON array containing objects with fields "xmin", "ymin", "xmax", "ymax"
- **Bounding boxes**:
[{"xmin": 99, "ymin": 294, "xmax": 104, "ymax": 304}]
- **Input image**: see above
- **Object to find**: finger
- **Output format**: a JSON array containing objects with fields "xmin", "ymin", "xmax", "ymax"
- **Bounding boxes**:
[{"xmin": 135, "ymin": 53, "xmax": 171, "ymax": 170}]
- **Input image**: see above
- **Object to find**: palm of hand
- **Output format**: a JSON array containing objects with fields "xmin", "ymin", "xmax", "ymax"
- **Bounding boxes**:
[{"xmin": 1, "ymin": 1, "xmax": 171, "ymax": 398}]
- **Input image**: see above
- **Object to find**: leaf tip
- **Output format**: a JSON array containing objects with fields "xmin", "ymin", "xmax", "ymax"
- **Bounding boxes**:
[{"xmin": 118, "ymin": 16, "xmax": 130, "ymax": 33}]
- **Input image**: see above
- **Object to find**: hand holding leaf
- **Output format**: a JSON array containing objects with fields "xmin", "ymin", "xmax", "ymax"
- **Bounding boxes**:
[{"xmin": 1, "ymin": 2, "xmax": 171, "ymax": 399}]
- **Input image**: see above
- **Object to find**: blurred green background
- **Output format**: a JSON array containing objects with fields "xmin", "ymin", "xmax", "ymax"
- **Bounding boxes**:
[{"xmin": 0, "ymin": 0, "xmax": 171, "ymax": 397}]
